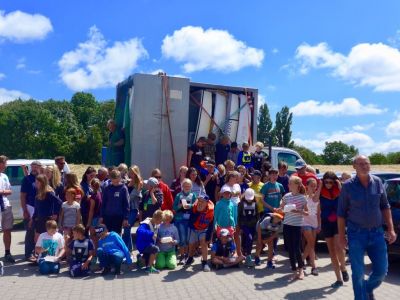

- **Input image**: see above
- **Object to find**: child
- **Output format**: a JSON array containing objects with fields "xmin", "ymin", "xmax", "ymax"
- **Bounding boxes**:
[
  {"xmin": 252, "ymin": 141, "xmax": 268, "ymax": 171},
  {"xmin": 136, "ymin": 210, "xmax": 163, "ymax": 273},
  {"xmin": 227, "ymin": 142, "xmax": 240, "ymax": 164},
  {"xmin": 35, "ymin": 220, "xmax": 65, "ymax": 275},
  {"xmin": 155, "ymin": 210, "xmax": 179, "ymax": 270},
  {"xmin": 59, "ymin": 188, "xmax": 82, "ymax": 243},
  {"xmin": 96, "ymin": 224, "xmax": 132, "ymax": 276},
  {"xmin": 214, "ymin": 186, "xmax": 236, "ymax": 237},
  {"xmin": 186, "ymin": 193, "xmax": 214, "ymax": 271},
  {"xmin": 254, "ymin": 212, "xmax": 283, "ymax": 268},
  {"xmin": 302, "ymin": 178, "xmax": 321, "ymax": 276},
  {"xmin": 237, "ymin": 142, "xmax": 253, "ymax": 170},
  {"xmin": 238, "ymin": 188, "xmax": 259, "ymax": 267},
  {"xmin": 68, "ymin": 224, "xmax": 94, "ymax": 277},
  {"xmin": 260, "ymin": 168, "xmax": 285, "ymax": 214},
  {"xmin": 173, "ymin": 179, "xmax": 197, "ymax": 265},
  {"xmin": 211, "ymin": 229, "xmax": 242, "ymax": 269},
  {"xmin": 340, "ymin": 172, "xmax": 351, "ymax": 183},
  {"xmin": 278, "ymin": 176, "xmax": 308, "ymax": 281},
  {"xmin": 86, "ymin": 178, "xmax": 102, "ymax": 250},
  {"xmin": 139, "ymin": 177, "xmax": 163, "ymax": 221},
  {"xmin": 277, "ymin": 161, "xmax": 290, "ymax": 193}
]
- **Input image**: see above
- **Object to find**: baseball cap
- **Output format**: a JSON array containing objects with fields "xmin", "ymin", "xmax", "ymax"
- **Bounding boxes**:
[
  {"xmin": 219, "ymin": 228, "xmax": 230, "ymax": 237},
  {"xmin": 220, "ymin": 186, "xmax": 232, "ymax": 194},
  {"xmin": 31, "ymin": 160, "xmax": 42, "ymax": 166},
  {"xmin": 251, "ymin": 170, "xmax": 262, "ymax": 177},
  {"xmin": 147, "ymin": 177, "xmax": 159, "ymax": 187},
  {"xmin": 95, "ymin": 224, "xmax": 107, "ymax": 236},
  {"xmin": 206, "ymin": 159, "xmax": 216, "ymax": 166},
  {"xmin": 244, "ymin": 188, "xmax": 255, "ymax": 201},
  {"xmin": 271, "ymin": 212, "xmax": 284, "ymax": 220},
  {"xmin": 198, "ymin": 193, "xmax": 209, "ymax": 201},
  {"xmin": 294, "ymin": 159, "xmax": 307, "ymax": 169}
]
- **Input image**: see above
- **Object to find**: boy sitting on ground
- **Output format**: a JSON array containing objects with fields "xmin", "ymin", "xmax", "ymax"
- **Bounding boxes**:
[
  {"xmin": 211, "ymin": 228, "xmax": 242, "ymax": 269},
  {"xmin": 186, "ymin": 193, "xmax": 214, "ymax": 271},
  {"xmin": 136, "ymin": 209, "xmax": 163, "ymax": 273},
  {"xmin": 68, "ymin": 224, "xmax": 94, "ymax": 277},
  {"xmin": 155, "ymin": 210, "xmax": 179, "ymax": 270},
  {"xmin": 254, "ymin": 212, "xmax": 283, "ymax": 268},
  {"xmin": 95, "ymin": 224, "xmax": 132, "ymax": 276},
  {"xmin": 35, "ymin": 220, "xmax": 65, "ymax": 275}
]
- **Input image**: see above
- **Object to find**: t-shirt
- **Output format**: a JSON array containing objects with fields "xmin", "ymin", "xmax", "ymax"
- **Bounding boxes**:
[
  {"xmin": 293, "ymin": 171, "xmax": 319, "ymax": 188},
  {"xmin": 189, "ymin": 144, "xmax": 204, "ymax": 168},
  {"xmin": 21, "ymin": 174, "xmax": 37, "ymax": 207},
  {"xmin": 258, "ymin": 214, "xmax": 282, "ymax": 233},
  {"xmin": 36, "ymin": 232, "xmax": 65, "ymax": 259},
  {"xmin": 61, "ymin": 201, "xmax": 80, "ymax": 228},
  {"xmin": 282, "ymin": 193, "xmax": 307, "ymax": 227},
  {"xmin": 68, "ymin": 238, "xmax": 94, "ymax": 263},
  {"xmin": 0, "ymin": 173, "xmax": 11, "ymax": 207},
  {"xmin": 277, "ymin": 174, "xmax": 289, "ymax": 193},
  {"xmin": 139, "ymin": 189, "xmax": 163, "ymax": 220},
  {"xmin": 157, "ymin": 223, "xmax": 179, "ymax": 252},
  {"xmin": 260, "ymin": 182, "xmax": 285, "ymax": 212},
  {"xmin": 248, "ymin": 181, "xmax": 264, "ymax": 213},
  {"xmin": 204, "ymin": 143, "xmax": 216, "ymax": 160},
  {"xmin": 303, "ymin": 196, "xmax": 319, "ymax": 228},
  {"xmin": 211, "ymin": 239, "xmax": 236, "ymax": 257}
]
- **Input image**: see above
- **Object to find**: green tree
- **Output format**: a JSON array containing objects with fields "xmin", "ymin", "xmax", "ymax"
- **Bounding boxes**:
[
  {"xmin": 257, "ymin": 103, "xmax": 273, "ymax": 145},
  {"xmin": 71, "ymin": 92, "xmax": 99, "ymax": 128},
  {"xmin": 322, "ymin": 141, "xmax": 358, "ymax": 165},
  {"xmin": 274, "ymin": 106, "xmax": 293, "ymax": 148},
  {"xmin": 386, "ymin": 152, "xmax": 400, "ymax": 164},
  {"xmin": 368, "ymin": 153, "xmax": 388, "ymax": 165},
  {"xmin": 292, "ymin": 144, "xmax": 323, "ymax": 165}
]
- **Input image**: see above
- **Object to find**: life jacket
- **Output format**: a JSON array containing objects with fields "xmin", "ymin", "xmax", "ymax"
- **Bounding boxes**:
[
  {"xmin": 72, "ymin": 239, "xmax": 90, "ymax": 263},
  {"xmin": 242, "ymin": 201, "xmax": 256, "ymax": 217},
  {"xmin": 178, "ymin": 192, "xmax": 195, "ymax": 212},
  {"xmin": 190, "ymin": 201, "xmax": 214, "ymax": 230},
  {"xmin": 214, "ymin": 239, "xmax": 234, "ymax": 257},
  {"xmin": 241, "ymin": 152, "xmax": 252, "ymax": 164}
]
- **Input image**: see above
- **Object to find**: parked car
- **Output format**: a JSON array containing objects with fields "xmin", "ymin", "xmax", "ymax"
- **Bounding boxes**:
[
  {"xmin": 4, "ymin": 159, "xmax": 70, "ymax": 220},
  {"xmin": 383, "ymin": 177, "xmax": 400, "ymax": 256},
  {"xmin": 371, "ymin": 172, "xmax": 400, "ymax": 184}
]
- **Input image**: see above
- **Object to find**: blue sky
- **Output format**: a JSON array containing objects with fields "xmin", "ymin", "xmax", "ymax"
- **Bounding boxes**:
[{"xmin": 1, "ymin": 0, "xmax": 400, "ymax": 155}]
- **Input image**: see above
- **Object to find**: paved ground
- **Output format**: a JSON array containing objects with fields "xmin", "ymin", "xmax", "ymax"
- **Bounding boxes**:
[{"xmin": 0, "ymin": 230, "xmax": 399, "ymax": 300}]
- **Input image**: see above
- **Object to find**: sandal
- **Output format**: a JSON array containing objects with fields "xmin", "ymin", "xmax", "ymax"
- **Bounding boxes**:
[
  {"xmin": 331, "ymin": 280, "xmax": 343, "ymax": 289},
  {"xmin": 342, "ymin": 270, "xmax": 349, "ymax": 282}
]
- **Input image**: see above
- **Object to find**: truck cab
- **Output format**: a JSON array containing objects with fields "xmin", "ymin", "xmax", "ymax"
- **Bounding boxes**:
[{"xmin": 263, "ymin": 146, "xmax": 303, "ymax": 175}]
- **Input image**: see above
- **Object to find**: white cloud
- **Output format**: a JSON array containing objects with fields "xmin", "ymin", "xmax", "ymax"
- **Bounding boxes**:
[
  {"xmin": 352, "ymin": 123, "xmax": 375, "ymax": 131},
  {"xmin": 295, "ymin": 42, "xmax": 400, "ymax": 92},
  {"xmin": 161, "ymin": 26, "xmax": 264, "ymax": 73},
  {"xmin": 0, "ymin": 73, "xmax": 5, "ymax": 80},
  {"xmin": 290, "ymin": 98, "xmax": 386, "ymax": 116},
  {"xmin": 0, "ymin": 10, "xmax": 52, "ymax": 42},
  {"xmin": 16, "ymin": 57, "xmax": 26, "ymax": 70},
  {"xmin": 375, "ymin": 139, "xmax": 400, "ymax": 153},
  {"xmin": 0, "ymin": 87, "xmax": 30, "ymax": 104},
  {"xmin": 59, "ymin": 26, "xmax": 148, "ymax": 91},
  {"xmin": 272, "ymin": 48, "xmax": 279, "ymax": 54},
  {"xmin": 386, "ymin": 114, "xmax": 400, "ymax": 137}
]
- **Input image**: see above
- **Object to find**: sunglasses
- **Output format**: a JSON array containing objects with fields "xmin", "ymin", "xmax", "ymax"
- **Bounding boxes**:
[
  {"xmin": 154, "ymin": 176, "xmax": 162, "ymax": 179},
  {"xmin": 324, "ymin": 180, "xmax": 334, "ymax": 185}
]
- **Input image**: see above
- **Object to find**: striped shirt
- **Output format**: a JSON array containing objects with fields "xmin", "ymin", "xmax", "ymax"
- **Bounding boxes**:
[{"xmin": 282, "ymin": 192, "xmax": 307, "ymax": 227}]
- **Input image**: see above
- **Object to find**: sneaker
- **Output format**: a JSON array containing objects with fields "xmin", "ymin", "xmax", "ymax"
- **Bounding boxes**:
[
  {"xmin": 266, "ymin": 260, "xmax": 276, "ymax": 269},
  {"xmin": 185, "ymin": 256, "xmax": 194, "ymax": 266},
  {"xmin": 145, "ymin": 266, "xmax": 160, "ymax": 274},
  {"xmin": 245, "ymin": 255, "xmax": 254, "ymax": 267},
  {"xmin": 342, "ymin": 270, "xmax": 349, "ymax": 282},
  {"xmin": 331, "ymin": 281, "xmax": 343, "ymax": 289},
  {"xmin": 4, "ymin": 254, "xmax": 15, "ymax": 264},
  {"xmin": 178, "ymin": 255, "xmax": 185, "ymax": 265},
  {"xmin": 311, "ymin": 267, "xmax": 319, "ymax": 276},
  {"xmin": 254, "ymin": 256, "xmax": 261, "ymax": 266},
  {"xmin": 136, "ymin": 254, "xmax": 144, "ymax": 269},
  {"xmin": 0, "ymin": 261, "xmax": 4, "ymax": 276},
  {"xmin": 202, "ymin": 262, "xmax": 211, "ymax": 272}
]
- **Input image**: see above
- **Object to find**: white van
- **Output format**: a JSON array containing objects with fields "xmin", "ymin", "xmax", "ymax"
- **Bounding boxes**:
[{"xmin": 4, "ymin": 159, "xmax": 69, "ymax": 219}]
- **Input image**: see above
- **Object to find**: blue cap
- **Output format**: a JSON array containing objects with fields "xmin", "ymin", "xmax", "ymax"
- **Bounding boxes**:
[
  {"xmin": 295, "ymin": 159, "xmax": 307, "ymax": 169},
  {"xmin": 198, "ymin": 193, "xmax": 209, "ymax": 201}
]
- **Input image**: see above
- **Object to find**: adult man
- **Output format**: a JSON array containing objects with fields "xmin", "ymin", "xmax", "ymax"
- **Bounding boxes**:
[
  {"xmin": 215, "ymin": 135, "xmax": 230, "ymax": 166},
  {"xmin": 187, "ymin": 137, "xmax": 206, "ymax": 170},
  {"xmin": 0, "ymin": 156, "xmax": 15, "ymax": 263},
  {"xmin": 292, "ymin": 159, "xmax": 318, "ymax": 187},
  {"xmin": 97, "ymin": 167, "xmax": 109, "ymax": 192},
  {"xmin": 203, "ymin": 133, "xmax": 217, "ymax": 161},
  {"xmin": 20, "ymin": 161, "xmax": 42, "ymax": 260},
  {"xmin": 55, "ymin": 156, "xmax": 69, "ymax": 184},
  {"xmin": 338, "ymin": 155, "xmax": 397, "ymax": 300},
  {"xmin": 151, "ymin": 169, "xmax": 173, "ymax": 211},
  {"xmin": 107, "ymin": 119, "xmax": 125, "ymax": 167}
]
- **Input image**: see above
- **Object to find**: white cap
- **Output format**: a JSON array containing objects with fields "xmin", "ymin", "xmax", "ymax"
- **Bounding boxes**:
[
  {"xmin": 220, "ymin": 185, "xmax": 232, "ymax": 194},
  {"xmin": 244, "ymin": 188, "xmax": 255, "ymax": 201}
]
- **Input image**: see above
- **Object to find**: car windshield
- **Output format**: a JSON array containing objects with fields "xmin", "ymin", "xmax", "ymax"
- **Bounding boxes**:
[
  {"xmin": 386, "ymin": 181, "xmax": 400, "ymax": 206},
  {"xmin": 5, "ymin": 166, "xmax": 25, "ymax": 185}
]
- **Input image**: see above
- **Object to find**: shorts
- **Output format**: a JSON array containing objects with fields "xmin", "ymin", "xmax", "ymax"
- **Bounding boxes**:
[
  {"xmin": 34, "ymin": 216, "xmax": 52, "ymax": 234},
  {"xmin": 1, "ymin": 206, "xmax": 14, "ymax": 230},
  {"xmin": 261, "ymin": 229, "xmax": 275, "ymax": 240},
  {"xmin": 142, "ymin": 244, "xmax": 160, "ymax": 263},
  {"xmin": 188, "ymin": 228, "xmax": 208, "ymax": 244},
  {"xmin": 303, "ymin": 225, "xmax": 318, "ymax": 231},
  {"xmin": 321, "ymin": 220, "xmax": 338, "ymax": 238}
]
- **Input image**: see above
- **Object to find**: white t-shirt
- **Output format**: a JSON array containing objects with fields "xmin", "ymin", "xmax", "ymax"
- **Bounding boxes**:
[
  {"xmin": 0, "ymin": 173, "xmax": 11, "ymax": 207},
  {"xmin": 36, "ymin": 232, "xmax": 65, "ymax": 258}
]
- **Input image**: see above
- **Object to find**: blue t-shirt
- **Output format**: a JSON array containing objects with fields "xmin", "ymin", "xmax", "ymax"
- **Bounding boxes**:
[
  {"xmin": 260, "ymin": 181, "xmax": 285, "ymax": 212},
  {"xmin": 21, "ymin": 174, "xmax": 37, "ymax": 207}
]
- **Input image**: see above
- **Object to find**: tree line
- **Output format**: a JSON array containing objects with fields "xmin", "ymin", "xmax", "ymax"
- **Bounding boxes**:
[
  {"xmin": 257, "ymin": 103, "xmax": 400, "ymax": 165},
  {"xmin": 0, "ymin": 92, "xmax": 115, "ymax": 164}
]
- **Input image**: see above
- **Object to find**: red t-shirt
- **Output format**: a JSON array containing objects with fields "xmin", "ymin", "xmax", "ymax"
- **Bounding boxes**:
[
  {"xmin": 292, "ymin": 171, "xmax": 319, "ymax": 187},
  {"xmin": 159, "ymin": 180, "xmax": 174, "ymax": 211}
]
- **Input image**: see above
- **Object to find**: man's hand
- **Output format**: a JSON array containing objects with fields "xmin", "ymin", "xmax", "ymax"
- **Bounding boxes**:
[
  {"xmin": 23, "ymin": 210, "xmax": 30, "ymax": 220},
  {"xmin": 82, "ymin": 261, "xmax": 90, "ymax": 270},
  {"xmin": 338, "ymin": 234, "xmax": 347, "ymax": 250},
  {"xmin": 386, "ymin": 230, "xmax": 397, "ymax": 245},
  {"xmin": 122, "ymin": 220, "xmax": 129, "ymax": 227}
]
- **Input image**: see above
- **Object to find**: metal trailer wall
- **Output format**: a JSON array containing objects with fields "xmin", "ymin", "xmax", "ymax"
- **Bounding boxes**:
[
  {"xmin": 116, "ymin": 73, "xmax": 258, "ymax": 183},
  {"xmin": 130, "ymin": 74, "xmax": 190, "ymax": 181}
]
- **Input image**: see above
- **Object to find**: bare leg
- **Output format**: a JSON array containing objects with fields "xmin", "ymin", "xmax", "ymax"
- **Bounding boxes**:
[
  {"xmin": 326, "ymin": 237, "xmax": 342, "ymax": 281},
  {"xmin": 334, "ymin": 234, "xmax": 347, "ymax": 272},
  {"xmin": 302, "ymin": 230, "xmax": 316, "ymax": 268},
  {"xmin": 3, "ymin": 230, "xmax": 11, "ymax": 251}
]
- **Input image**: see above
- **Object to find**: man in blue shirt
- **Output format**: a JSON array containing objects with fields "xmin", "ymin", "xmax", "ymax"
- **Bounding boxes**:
[
  {"xmin": 338, "ymin": 155, "xmax": 397, "ymax": 300},
  {"xmin": 20, "ymin": 161, "xmax": 42, "ymax": 261}
]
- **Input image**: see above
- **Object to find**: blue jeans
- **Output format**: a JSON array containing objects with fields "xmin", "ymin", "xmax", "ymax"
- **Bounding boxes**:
[
  {"xmin": 347, "ymin": 222, "xmax": 388, "ymax": 300},
  {"xmin": 97, "ymin": 248, "xmax": 124, "ymax": 273},
  {"xmin": 122, "ymin": 209, "xmax": 138, "ymax": 251},
  {"xmin": 241, "ymin": 225, "xmax": 256, "ymax": 256},
  {"xmin": 38, "ymin": 259, "xmax": 60, "ymax": 275},
  {"xmin": 176, "ymin": 219, "xmax": 189, "ymax": 247}
]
